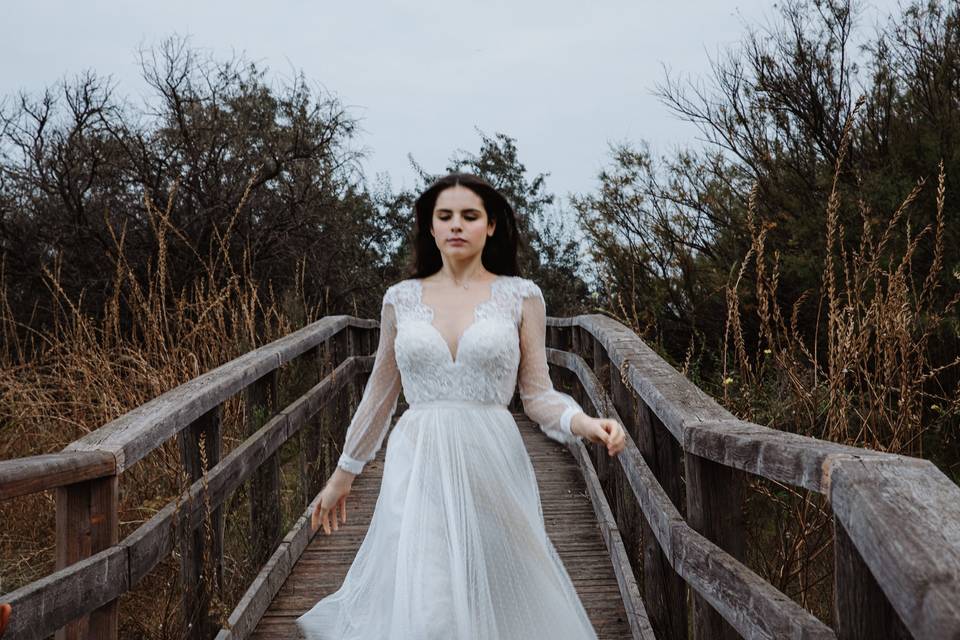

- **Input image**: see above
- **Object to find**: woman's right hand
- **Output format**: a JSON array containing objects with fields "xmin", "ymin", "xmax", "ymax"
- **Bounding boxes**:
[{"xmin": 311, "ymin": 468, "xmax": 355, "ymax": 536}]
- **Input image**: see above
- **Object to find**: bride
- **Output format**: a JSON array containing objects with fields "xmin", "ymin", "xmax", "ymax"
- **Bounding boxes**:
[{"xmin": 296, "ymin": 172, "xmax": 627, "ymax": 639}]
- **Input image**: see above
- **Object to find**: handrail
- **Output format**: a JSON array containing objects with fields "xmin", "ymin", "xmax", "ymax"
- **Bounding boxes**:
[
  {"xmin": 0, "ymin": 314, "xmax": 380, "ymax": 640},
  {"xmin": 2, "ymin": 308, "xmax": 958, "ymax": 639},
  {"xmin": 0, "ymin": 451, "xmax": 115, "ymax": 500},
  {"xmin": 549, "ymin": 313, "xmax": 960, "ymax": 639},
  {"xmin": 64, "ymin": 315, "xmax": 375, "ymax": 472}
]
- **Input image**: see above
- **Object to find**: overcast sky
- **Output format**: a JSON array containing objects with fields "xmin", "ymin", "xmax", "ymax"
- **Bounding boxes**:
[{"xmin": 5, "ymin": 0, "xmax": 903, "ymax": 204}]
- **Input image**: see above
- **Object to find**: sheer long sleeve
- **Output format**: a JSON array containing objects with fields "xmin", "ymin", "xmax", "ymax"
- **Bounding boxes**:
[
  {"xmin": 337, "ymin": 290, "xmax": 402, "ymax": 475},
  {"xmin": 517, "ymin": 282, "xmax": 585, "ymax": 445}
]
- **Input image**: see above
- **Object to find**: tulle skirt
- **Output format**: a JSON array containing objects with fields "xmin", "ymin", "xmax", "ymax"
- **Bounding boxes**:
[{"xmin": 295, "ymin": 399, "xmax": 598, "ymax": 639}]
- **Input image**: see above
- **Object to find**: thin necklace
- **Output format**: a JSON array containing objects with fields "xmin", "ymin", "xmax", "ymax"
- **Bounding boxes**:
[{"xmin": 449, "ymin": 269, "xmax": 489, "ymax": 289}]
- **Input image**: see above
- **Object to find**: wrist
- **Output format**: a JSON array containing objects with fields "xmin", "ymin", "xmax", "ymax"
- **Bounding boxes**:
[
  {"xmin": 332, "ymin": 467, "xmax": 356, "ymax": 485},
  {"xmin": 569, "ymin": 411, "xmax": 589, "ymax": 437}
]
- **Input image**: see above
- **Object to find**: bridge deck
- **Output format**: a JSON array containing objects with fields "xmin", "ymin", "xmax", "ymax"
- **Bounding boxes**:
[{"xmin": 251, "ymin": 412, "xmax": 633, "ymax": 639}]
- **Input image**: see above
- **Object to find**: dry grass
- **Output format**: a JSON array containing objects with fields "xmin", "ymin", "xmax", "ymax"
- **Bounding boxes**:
[
  {"xmin": 0, "ymin": 177, "xmax": 327, "ymax": 637},
  {"xmin": 719, "ymin": 97, "xmax": 960, "ymax": 619},
  {"xmin": 595, "ymin": 96, "xmax": 959, "ymax": 623}
]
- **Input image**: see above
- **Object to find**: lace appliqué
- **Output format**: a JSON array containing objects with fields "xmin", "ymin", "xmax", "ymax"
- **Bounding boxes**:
[{"xmin": 336, "ymin": 275, "xmax": 584, "ymax": 475}]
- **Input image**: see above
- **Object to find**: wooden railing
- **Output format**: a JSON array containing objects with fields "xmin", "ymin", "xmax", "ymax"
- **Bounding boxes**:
[
  {"xmin": 0, "ymin": 314, "xmax": 380, "ymax": 640},
  {"xmin": 547, "ymin": 314, "xmax": 960, "ymax": 640},
  {"xmin": 1, "ymin": 310, "xmax": 958, "ymax": 639}
]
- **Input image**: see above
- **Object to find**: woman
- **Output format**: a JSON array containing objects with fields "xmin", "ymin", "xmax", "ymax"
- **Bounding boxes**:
[{"xmin": 296, "ymin": 172, "xmax": 627, "ymax": 639}]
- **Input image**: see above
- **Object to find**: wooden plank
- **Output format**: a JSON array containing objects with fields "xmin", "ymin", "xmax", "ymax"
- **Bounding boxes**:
[
  {"xmin": 214, "ymin": 494, "xmax": 323, "ymax": 639},
  {"xmin": 0, "ymin": 451, "xmax": 115, "ymax": 500},
  {"xmin": 833, "ymin": 515, "xmax": 910, "ymax": 639},
  {"xmin": 615, "ymin": 429, "xmax": 834, "ymax": 639},
  {"xmin": 0, "ymin": 545, "xmax": 127, "ymax": 640},
  {"xmin": 246, "ymin": 414, "xmax": 635, "ymax": 639},
  {"xmin": 177, "ymin": 405, "xmax": 224, "ymax": 640},
  {"xmin": 55, "ymin": 474, "xmax": 118, "ymax": 640},
  {"xmin": 124, "ymin": 357, "xmax": 357, "ymax": 585},
  {"xmin": 247, "ymin": 370, "xmax": 281, "ymax": 568},
  {"xmin": 571, "ymin": 438, "xmax": 656, "ymax": 640},
  {"xmin": 567, "ymin": 318, "xmax": 732, "ymax": 440},
  {"xmin": 684, "ymin": 418, "xmax": 892, "ymax": 494},
  {"xmin": 560, "ymin": 317, "xmax": 893, "ymax": 492},
  {"xmin": 828, "ymin": 455, "xmax": 960, "ymax": 638},
  {"xmin": 564, "ymin": 347, "xmax": 688, "ymax": 640},
  {"xmin": 65, "ymin": 317, "xmax": 374, "ymax": 472},
  {"xmin": 685, "ymin": 451, "xmax": 747, "ymax": 640}
]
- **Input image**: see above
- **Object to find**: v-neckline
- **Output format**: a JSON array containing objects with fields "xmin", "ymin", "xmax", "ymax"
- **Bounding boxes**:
[{"xmin": 414, "ymin": 275, "xmax": 502, "ymax": 365}]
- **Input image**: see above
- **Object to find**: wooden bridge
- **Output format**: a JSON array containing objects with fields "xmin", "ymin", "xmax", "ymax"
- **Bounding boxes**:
[{"xmin": 1, "ymin": 309, "xmax": 959, "ymax": 639}]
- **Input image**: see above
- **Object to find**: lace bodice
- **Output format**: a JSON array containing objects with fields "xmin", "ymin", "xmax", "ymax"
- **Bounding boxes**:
[{"xmin": 337, "ymin": 275, "xmax": 586, "ymax": 475}]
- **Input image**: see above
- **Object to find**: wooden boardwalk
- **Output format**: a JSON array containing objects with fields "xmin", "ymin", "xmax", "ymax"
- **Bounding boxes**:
[{"xmin": 252, "ymin": 411, "xmax": 633, "ymax": 639}]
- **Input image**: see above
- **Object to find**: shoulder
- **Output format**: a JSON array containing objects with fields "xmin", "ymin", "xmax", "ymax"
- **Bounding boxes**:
[
  {"xmin": 504, "ymin": 276, "xmax": 544, "ymax": 302},
  {"xmin": 499, "ymin": 276, "xmax": 545, "ymax": 315},
  {"xmin": 382, "ymin": 278, "xmax": 420, "ymax": 306}
]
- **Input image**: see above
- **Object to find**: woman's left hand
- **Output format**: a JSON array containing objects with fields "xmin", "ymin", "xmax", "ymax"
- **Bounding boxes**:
[{"xmin": 573, "ymin": 415, "xmax": 626, "ymax": 456}]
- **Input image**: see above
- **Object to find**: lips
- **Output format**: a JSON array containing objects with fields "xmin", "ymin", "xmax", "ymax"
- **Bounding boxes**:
[{"xmin": 448, "ymin": 238, "xmax": 466, "ymax": 244}]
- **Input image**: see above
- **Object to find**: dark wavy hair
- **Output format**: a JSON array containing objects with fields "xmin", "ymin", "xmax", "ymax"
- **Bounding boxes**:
[{"xmin": 407, "ymin": 172, "xmax": 522, "ymax": 279}]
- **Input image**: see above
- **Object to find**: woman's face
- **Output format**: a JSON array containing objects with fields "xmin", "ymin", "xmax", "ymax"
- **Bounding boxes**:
[{"xmin": 430, "ymin": 185, "xmax": 495, "ymax": 259}]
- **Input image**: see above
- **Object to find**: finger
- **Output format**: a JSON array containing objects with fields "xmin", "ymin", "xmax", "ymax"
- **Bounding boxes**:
[
  {"xmin": 340, "ymin": 497, "xmax": 348, "ymax": 524},
  {"xmin": 322, "ymin": 510, "xmax": 331, "ymax": 535}
]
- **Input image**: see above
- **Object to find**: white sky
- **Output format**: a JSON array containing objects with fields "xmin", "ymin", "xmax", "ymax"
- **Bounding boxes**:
[{"xmin": 4, "ymin": 0, "xmax": 903, "ymax": 203}]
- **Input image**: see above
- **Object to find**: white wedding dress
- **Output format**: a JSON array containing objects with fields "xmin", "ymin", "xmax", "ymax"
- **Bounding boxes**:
[{"xmin": 295, "ymin": 275, "xmax": 599, "ymax": 639}]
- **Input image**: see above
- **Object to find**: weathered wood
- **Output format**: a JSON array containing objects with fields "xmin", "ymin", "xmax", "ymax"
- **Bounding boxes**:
[
  {"xmin": 615, "ymin": 430, "xmax": 834, "ymax": 639},
  {"xmin": 298, "ymin": 345, "xmax": 324, "ymax": 508},
  {"xmin": 833, "ymin": 515, "xmax": 910, "ymax": 639},
  {"xmin": 685, "ymin": 451, "xmax": 747, "ymax": 640},
  {"xmin": 636, "ymin": 402, "xmax": 689, "ymax": 640},
  {"xmin": 124, "ymin": 356, "xmax": 359, "ymax": 586},
  {"xmin": 547, "ymin": 349, "xmax": 687, "ymax": 639},
  {"xmin": 0, "ymin": 545, "xmax": 128, "ymax": 640},
  {"xmin": 246, "ymin": 414, "xmax": 635, "ymax": 639},
  {"xmin": 54, "ymin": 474, "xmax": 119, "ymax": 640},
  {"xmin": 0, "ymin": 451, "xmax": 116, "ymax": 501},
  {"xmin": 574, "ymin": 316, "xmax": 731, "ymax": 441},
  {"xmin": 566, "ymin": 317, "xmax": 895, "ymax": 493},
  {"xmin": 683, "ymin": 418, "xmax": 892, "ymax": 494},
  {"xmin": 553, "ymin": 345, "xmax": 688, "ymax": 638},
  {"xmin": 571, "ymin": 438, "xmax": 656, "ymax": 640},
  {"xmin": 65, "ymin": 317, "xmax": 374, "ymax": 472},
  {"xmin": 607, "ymin": 356, "xmax": 645, "ymax": 618},
  {"xmin": 247, "ymin": 370, "xmax": 281, "ymax": 568},
  {"xmin": 214, "ymin": 494, "xmax": 322, "ymax": 639},
  {"xmin": 177, "ymin": 405, "xmax": 224, "ymax": 640},
  {"xmin": 827, "ymin": 455, "xmax": 960, "ymax": 638}
]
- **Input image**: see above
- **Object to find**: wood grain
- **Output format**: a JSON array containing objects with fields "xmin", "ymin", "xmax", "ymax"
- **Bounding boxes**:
[{"xmin": 244, "ymin": 413, "xmax": 636, "ymax": 639}]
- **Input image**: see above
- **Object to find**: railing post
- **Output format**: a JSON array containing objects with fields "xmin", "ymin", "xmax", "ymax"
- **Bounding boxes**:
[
  {"xmin": 346, "ymin": 324, "xmax": 362, "ymax": 417},
  {"xmin": 246, "ymin": 368, "xmax": 281, "ymax": 567},
  {"xmin": 177, "ymin": 404, "xmax": 224, "ymax": 640},
  {"xmin": 333, "ymin": 329, "xmax": 351, "ymax": 460},
  {"xmin": 636, "ymin": 402, "xmax": 688, "ymax": 640},
  {"xmin": 591, "ymin": 336, "xmax": 616, "ymax": 512},
  {"xmin": 607, "ymin": 360, "xmax": 644, "ymax": 596},
  {"xmin": 299, "ymin": 345, "xmax": 323, "ymax": 505},
  {"xmin": 55, "ymin": 473, "xmax": 118, "ymax": 640},
  {"xmin": 685, "ymin": 451, "xmax": 746, "ymax": 639},
  {"xmin": 833, "ymin": 515, "xmax": 910, "ymax": 639}
]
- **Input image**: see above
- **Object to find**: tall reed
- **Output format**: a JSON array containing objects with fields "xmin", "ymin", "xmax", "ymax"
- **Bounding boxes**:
[
  {"xmin": 720, "ymin": 97, "xmax": 960, "ymax": 618},
  {"xmin": 0, "ymin": 177, "xmax": 324, "ymax": 637}
]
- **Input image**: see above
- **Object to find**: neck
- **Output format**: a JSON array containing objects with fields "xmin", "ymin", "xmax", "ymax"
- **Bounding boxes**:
[{"xmin": 438, "ymin": 259, "xmax": 490, "ymax": 283}]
